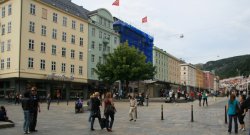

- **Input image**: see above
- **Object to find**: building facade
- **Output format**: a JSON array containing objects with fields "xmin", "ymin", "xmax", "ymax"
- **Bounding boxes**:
[
  {"xmin": 153, "ymin": 46, "xmax": 168, "ymax": 82},
  {"xmin": 180, "ymin": 64, "xmax": 196, "ymax": 91},
  {"xmin": 204, "ymin": 71, "xmax": 215, "ymax": 91},
  {"xmin": 113, "ymin": 18, "xmax": 154, "ymax": 63},
  {"xmin": 87, "ymin": 8, "xmax": 119, "ymax": 88},
  {"xmin": 196, "ymin": 68, "xmax": 205, "ymax": 90},
  {"xmin": 0, "ymin": 0, "xmax": 89, "ymax": 99},
  {"xmin": 167, "ymin": 52, "xmax": 181, "ymax": 85}
]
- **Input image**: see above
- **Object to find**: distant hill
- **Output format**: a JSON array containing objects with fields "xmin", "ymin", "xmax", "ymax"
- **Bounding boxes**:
[{"xmin": 201, "ymin": 55, "xmax": 250, "ymax": 79}]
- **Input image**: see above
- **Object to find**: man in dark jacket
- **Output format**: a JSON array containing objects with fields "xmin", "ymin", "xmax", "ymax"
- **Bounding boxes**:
[
  {"xmin": 29, "ymin": 87, "xmax": 40, "ymax": 132},
  {"xmin": 90, "ymin": 92, "xmax": 102, "ymax": 131},
  {"xmin": 22, "ymin": 91, "xmax": 31, "ymax": 134}
]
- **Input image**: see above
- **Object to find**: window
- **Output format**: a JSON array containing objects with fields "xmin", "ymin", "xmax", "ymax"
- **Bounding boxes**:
[
  {"xmin": 62, "ymin": 47, "xmax": 66, "ymax": 57},
  {"xmin": 6, "ymin": 58, "xmax": 10, "ymax": 69},
  {"xmin": 40, "ymin": 59, "xmax": 45, "ymax": 70},
  {"xmin": 8, "ymin": 4, "xmax": 12, "ymax": 15},
  {"xmin": 107, "ymin": 46, "xmax": 110, "ymax": 52},
  {"xmin": 28, "ymin": 57, "xmax": 34, "ymax": 68},
  {"xmin": 61, "ymin": 63, "xmax": 66, "ymax": 72},
  {"xmin": 53, "ymin": 13, "xmax": 58, "ymax": 23},
  {"xmin": 41, "ymin": 25, "xmax": 46, "ymax": 36},
  {"xmin": 79, "ymin": 37, "xmax": 83, "ymax": 46},
  {"xmin": 29, "ymin": 21, "xmax": 35, "ymax": 33},
  {"xmin": 99, "ymin": 17, "xmax": 102, "ymax": 24},
  {"xmin": 2, "ymin": 7, "xmax": 5, "ymax": 18},
  {"xmin": 91, "ymin": 68, "xmax": 94, "ymax": 76},
  {"xmin": 0, "ymin": 59, "xmax": 4, "ymax": 70},
  {"xmin": 92, "ymin": 28, "xmax": 95, "ymax": 36},
  {"xmin": 8, "ymin": 22, "xmax": 11, "ymax": 33},
  {"xmin": 52, "ymin": 45, "xmax": 56, "ymax": 55},
  {"xmin": 28, "ymin": 39, "xmax": 34, "ymax": 50},
  {"xmin": 1, "ymin": 24, "xmax": 5, "ymax": 35},
  {"xmin": 71, "ymin": 35, "xmax": 75, "ymax": 44},
  {"xmin": 114, "ymin": 37, "xmax": 117, "ymax": 44},
  {"xmin": 80, "ymin": 24, "xmax": 84, "ymax": 32},
  {"xmin": 52, "ymin": 29, "xmax": 57, "ymax": 39},
  {"xmin": 71, "ymin": 49, "xmax": 75, "ymax": 59},
  {"xmin": 7, "ymin": 40, "xmax": 11, "ymax": 51},
  {"xmin": 63, "ymin": 17, "xmax": 67, "ymax": 26},
  {"xmin": 79, "ymin": 66, "xmax": 83, "ymax": 75},
  {"xmin": 51, "ymin": 61, "xmax": 56, "ymax": 71},
  {"xmin": 99, "ymin": 44, "xmax": 102, "ymax": 51},
  {"xmin": 72, "ymin": 20, "xmax": 76, "ymax": 29},
  {"xmin": 40, "ymin": 42, "xmax": 46, "ymax": 53},
  {"xmin": 99, "ymin": 56, "xmax": 102, "ymax": 63},
  {"xmin": 91, "ymin": 54, "xmax": 95, "ymax": 62},
  {"xmin": 79, "ymin": 52, "xmax": 83, "ymax": 60},
  {"xmin": 91, "ymin": 41, "xmax": 95, "ymax": 49},
  {"xmin": 42, "ymin": 8, "xmax": 47, "ymax": 19},
  {"xmin": 62, "ymin": 32, "xmax": 66, "ymax": 42},
  {"xmin": 99, "ymin": 31, "xmax": 102, "ymax": 39},
  {"xmin": 30, "ymin": 4, "xmax": 36, "ymax": 15},
  {"xmin": 1, "ymin": 42, "xmax": 4, "ymax": 52},
  {"xmin": 70, "ymin": 65, "xmax": 75, "ymax": 74}
]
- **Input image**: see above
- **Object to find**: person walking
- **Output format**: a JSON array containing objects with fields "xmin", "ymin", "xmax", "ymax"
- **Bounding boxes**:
[
  {"xmin": 88, "ymin": 94, "xmax": 94, "ymax": 122},
  {"xmin": 202, "ymin": 91, "xmax": 208, "ymax": 106},
  {"xmin": 104, "ymin": 92, "xmax": 116, "ymax": 132},
  {"xmin": 238, "ymin": 95, "xmax": 247, "ymax": 132},
  {"xmin": 29, "ymin": 87, "xmax": 41, "ymax": 132},
  {"xmin": 129, "ymin": 95, "xmax": 137, "ymax": 122},
  {"xmin": 15, "ymin": 93, "xmax": 20, "ymax": 105},
  {"xmin": 227, "ymin": 94, "xmax": 239, "ymax": 134},
  {"xmin": 90, "ymin": 92, "xmax": 102, "ymax": 131},
  {"xmin": 198, "ymin": 91, "xmax": 202, "ymax": 107},
  {"xmin": 22, "ymin": 91, "xmax": 31, "ymax": 134},
  {"xmin": 46, "ymin": 93, "xmax": 51, "ymax": 110}
]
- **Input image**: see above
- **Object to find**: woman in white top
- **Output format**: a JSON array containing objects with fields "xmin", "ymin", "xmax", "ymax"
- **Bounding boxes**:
[{"xmin": 129, "ymin": 96, "xmax": 137, "ymax": 122}]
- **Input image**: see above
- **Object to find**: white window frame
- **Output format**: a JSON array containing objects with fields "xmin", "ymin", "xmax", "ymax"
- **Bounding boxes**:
[{"xmin": 41, "ymin": 42, "xmax": 46, "ymax": 53}]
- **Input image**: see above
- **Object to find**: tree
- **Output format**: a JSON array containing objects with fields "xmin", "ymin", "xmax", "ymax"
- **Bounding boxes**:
[{"xmin": 95, "ymin": 42, "xmax": 156, "ymax": 92}]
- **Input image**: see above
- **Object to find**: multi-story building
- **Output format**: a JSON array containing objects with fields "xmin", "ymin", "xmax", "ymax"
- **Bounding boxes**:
[
  {"xmin": 153, "ymin": 46, "xmax": 168, "ymax": 82},
  {"xmin": 204, "ymin": 71, "xmax": 215, "ymax": 91},
  {"xmin": 180, "ymin": 64, "xmax": 196, "ymax": 91},
  {"xmin": 196, "ymin": 68, "xmax": 205, "ymax": 90},
  {"xmin": 87, "ymin": 9, "xmax": 119, "ymax": 87},
  {"xmin": 0, "ymin": 0, "xmax": 89, "ymax": 99},
  {"xmin": 166, "ymin": 52, "xmax": 181, "ymax": 85},
  {"xmin": 113, "ymin": 18, "xmax": 154, "ymax": 63}
]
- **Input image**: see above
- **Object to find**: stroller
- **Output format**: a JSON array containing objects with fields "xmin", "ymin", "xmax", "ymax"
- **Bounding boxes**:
[{"xmin": 75, "ymin": 98, "xmax": 83, "ymax": 113}]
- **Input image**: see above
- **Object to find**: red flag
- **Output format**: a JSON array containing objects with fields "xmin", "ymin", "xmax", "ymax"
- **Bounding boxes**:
[
  {"xmin": 112, "ymin": 0, "xmax": 119, "ymax": 6},
  {"xmin": 142, "ymin": 16, "xmax": 147, "ymax": 23}
]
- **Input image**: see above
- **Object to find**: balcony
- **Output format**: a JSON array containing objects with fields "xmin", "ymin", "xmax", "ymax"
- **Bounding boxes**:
[{"xmin": 103, "ymin": 37, "xmax": 110, "ymax": 44}]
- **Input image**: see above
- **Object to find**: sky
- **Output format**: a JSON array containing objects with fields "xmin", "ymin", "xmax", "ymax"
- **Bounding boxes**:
[{"xmin": 73, "ymin": 0, "xmax": 250, "ymax": 64}]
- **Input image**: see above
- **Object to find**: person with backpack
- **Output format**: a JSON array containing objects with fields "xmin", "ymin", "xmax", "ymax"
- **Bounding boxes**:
[
  {"xmin": 90, "ymin": 92, "xmax": 102, "ymax": 131},
  {"xmin": 227, "ymin": 94, "xmax": 239, "ymax": 134},
  {"xmin": 104, "ymin": 92, "xmax": 116, "ymax": 132},
  {"xmin": 202, "ymin": 91, "xmax": 208, "ymax": 106},
  {"xmin": 238, "ymin": 95, "xmax": 247, "ymax": 131}
]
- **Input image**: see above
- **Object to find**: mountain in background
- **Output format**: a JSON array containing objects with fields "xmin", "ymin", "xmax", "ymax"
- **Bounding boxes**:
[{"xmin": 200, "ymin": 55, "xmax": 250, "ymax": 79}]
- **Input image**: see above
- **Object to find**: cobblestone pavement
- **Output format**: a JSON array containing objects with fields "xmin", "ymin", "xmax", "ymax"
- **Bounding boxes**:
[{"xmin": 0, "ymin": 97, "xmax": 249, "ymax": 135}]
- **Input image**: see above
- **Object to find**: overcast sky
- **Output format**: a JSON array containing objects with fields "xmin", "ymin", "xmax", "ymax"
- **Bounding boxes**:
[{"xmin": 73, "ymin": 0, "xmax": 250, "ymax": 64}]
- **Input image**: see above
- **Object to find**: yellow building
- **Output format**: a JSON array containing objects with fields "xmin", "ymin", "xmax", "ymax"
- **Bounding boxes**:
[
  {"xmin": 196, "ymin": 68, "xmax": 204, "ymax": 90},
  {"xmin": 0, "ymin": 0, "xmax": 89, "ymax": 99}
]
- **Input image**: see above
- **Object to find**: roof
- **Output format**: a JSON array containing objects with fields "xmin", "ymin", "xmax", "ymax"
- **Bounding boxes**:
[{"xmin": 41, "ymin": 0, "xmax": 90, "ymax": 20}]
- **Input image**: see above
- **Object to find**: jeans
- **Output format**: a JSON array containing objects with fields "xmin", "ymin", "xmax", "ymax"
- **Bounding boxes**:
[
  {"xmin": 228, "ymin": 115, "xmax": 238, "ymax": 133},
  {"xmin": 129, "ymin": 107, "xmax": 136, "ymax": 120},
  {"xmin": 30, "ymin": 110, "xmax": 38, "ymax": 131},
  {"xmin": 23, "ymin": 110, "xmax": 30, "ymax": 132},
  {"xmin": 105, "ymin": 113, "xmax": 114, "ymax": 129},
  {"xmin": 203, "ymin": 98, "xmax": 208, "ymax": 106},
  {"xmin": 90, "ymin": 111, "xmax": 101, "ymax": 129}
]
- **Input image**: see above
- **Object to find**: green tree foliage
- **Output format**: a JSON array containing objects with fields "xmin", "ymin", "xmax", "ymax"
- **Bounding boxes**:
[
  {"xmin": 202, "ymin": 55, "xmax": 250, "ymax": 79},
  {"xmin": 95, "ymin": 42, "xmax": 156, "ymax": 86}
]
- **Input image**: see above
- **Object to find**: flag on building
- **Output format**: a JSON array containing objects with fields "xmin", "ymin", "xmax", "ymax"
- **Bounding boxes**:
[
  {"xmin": 142, "ymin": 16, "xmax": 147, "ymax": 23},
  {"xmin": 112, "ymin": 0, "xmax": 119, "ymax": 6}
]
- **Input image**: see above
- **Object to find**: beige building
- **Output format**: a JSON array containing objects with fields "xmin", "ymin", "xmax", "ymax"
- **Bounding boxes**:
[
  {"xmin": 196, "ymin": 68, "xmax": 205, "ymax": 90},
  {"xmin": 166, "ymin": 52, "xmax": 181, "ymax": 85},
  {"xmin": 180, "ymin": 63, "xmax": 196, "ymax": 91},
  {"xmin": 0, "ymin": 0, "xmax": 89, "ymax": 99}
]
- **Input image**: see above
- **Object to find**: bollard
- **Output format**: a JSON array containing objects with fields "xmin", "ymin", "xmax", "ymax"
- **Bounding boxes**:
[
  {"xmin": 225, "ymin": 105, "xmax": 227, "ymax": 124},
  {"xmin": 191, "ymin": 105, "xmax": 194, "ymax": 122},
  {"xmin": 161, "ymin": 104, "xmax": 164, "ymax": 120},
  {"xmin": 146, "ymin": 96, "xmax": 149, "ymax": 107},
  {"xmin": 67, "ymin": 99, "xmax": 69, "ymax": 106}
]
